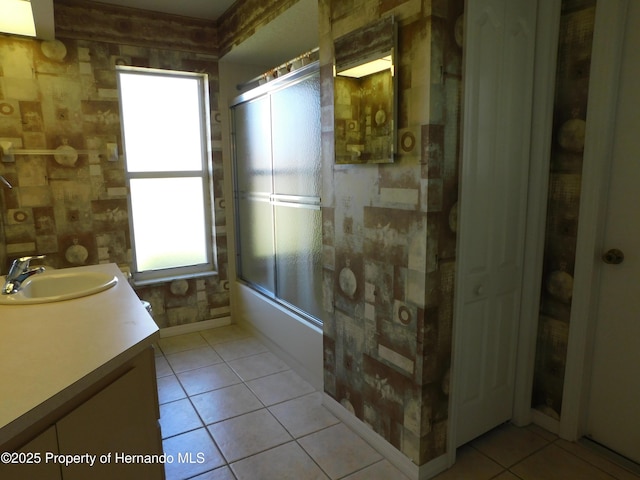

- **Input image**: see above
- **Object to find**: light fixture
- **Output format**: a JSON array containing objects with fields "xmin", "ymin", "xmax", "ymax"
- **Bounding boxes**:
[
  {"xmin": 0, "ymin": 0, "xmax": 54, "ymax": 39},
  {"xmin": 337, "ymin": 55, "xmax": 393, "ymax": 79}
]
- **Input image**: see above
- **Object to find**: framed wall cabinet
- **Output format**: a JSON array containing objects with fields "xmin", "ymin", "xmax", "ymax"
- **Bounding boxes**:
[{"xmin": 333, "ymin": 16, "xmax": 398, "ymax": 164}]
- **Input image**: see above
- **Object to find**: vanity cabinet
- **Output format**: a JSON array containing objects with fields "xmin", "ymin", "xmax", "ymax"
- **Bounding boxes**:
[
  {"xmin": 0, "ymin": 347, "xmax": 163, "ymax": 480},
  {"xmin": 58, "ymin": 346, "xmax": 163, "ymax": 480},
  {"xmin": 0, "ymin": 264, "xmax": 162, "ymax": 479},
  {"xmin": 1, "ymin": 426, "xmax": 62, "ymax": 480}
]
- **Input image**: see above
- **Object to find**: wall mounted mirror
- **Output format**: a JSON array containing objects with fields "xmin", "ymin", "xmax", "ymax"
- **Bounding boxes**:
[{"xmin": 334, "ymin": 16, "xmax": 397, "ymax": 164}]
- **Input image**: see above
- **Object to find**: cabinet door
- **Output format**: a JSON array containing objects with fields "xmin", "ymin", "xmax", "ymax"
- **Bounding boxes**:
[
  {"xmin": 0, "ymin": 425, "xmax": 61, "ymax": 480},
  {"xmin": 57, "ymin": 349, "xmax": 163, "ymax": 480}
]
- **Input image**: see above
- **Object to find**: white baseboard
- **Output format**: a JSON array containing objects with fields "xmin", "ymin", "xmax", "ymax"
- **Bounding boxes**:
[
  {"xmin": 159, "ymin": 316, "xmax": 232, "ymax": 338},
  {"xmin": 322, "ymin": 394, "xmax": 449, "ymax": 480},
  {"xmin": 531, "ymin": 408, "xmax": 560, "ymax": 435}
]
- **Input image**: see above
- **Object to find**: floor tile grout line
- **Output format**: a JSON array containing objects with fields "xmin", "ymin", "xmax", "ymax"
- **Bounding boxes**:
[
  {"xmin": 162, "ymin": 330, "xmax": 640, "ymax": 480},
  {"xmin": 551, "ymin": 438, "xmax": 640, "ymax": 480},
  {"xmin": 508, "ymin": 438, "xmax": 553, "ymax": 468},
  {"xmin": 159, "ymin": 331, "xmax": 344, "ymax": 478},
  {"xmin": 333, "ymin": 457, "xmax": 387, "ymax": 480},
  {"xmin": 163, "ymin": 356, "xmax": 625, "ymax": 478},
  {"xmin": 163, "ymin": 330, "xmax": 468, "ymax": 478},
  {"xmin": 524, "ymin": 424, "xmax": 559, "ymax": 443},
  {"xmin": 199, "ymin": 417, "xmax": 233, "ymax": 476},
  {"xmin": 160, "ymin": 368, "xmax": 313, "ymax": 412},
  {"xmin": 189, "ymin": 375, "xmax": 337, "ymax": 479},
  {"xmin": 228, "ymin": 391, "xmax": 334, "ymax": 473},
  {"xmin": 496, "ymin": 470, "xmax": 524, "ymax": 480},
  {"xmin": 472, "ymin": 431, "xmax": 632, "ymax": 480},
  {"xmin": 292, "ymin": 434, "xmax": 339, "ymax": 480},
  {"xmin": 156, "ymin": 328, "xmax": 252, "ymax": 357},
  {"xmin": 163, "ymin": 356, "xmax": 304, "ymax": 409},
  {"xmin": 158, "ymin": 329, "xmax": 403, "ymax": 479},
  {"xmin": 467, "ymin": 428, "xmax": 554, "ymax": 473},
  {"xmin": 163, "ymin": 347, "xmax": 283, "ymax": 377},
  {"xmin": 222, "ymin": 438, "xmax": 294, "ymax": 468},
  {"xmin": 190, "ymin": 351, "xmax": 336, "ymax": 440},
  {"xmin": 164, "ymin": 366, "xmax": 239, "ymax": 476},
  {"xmin": 344, "ymin": 456, "xmax": 386, "ymax": 479}
]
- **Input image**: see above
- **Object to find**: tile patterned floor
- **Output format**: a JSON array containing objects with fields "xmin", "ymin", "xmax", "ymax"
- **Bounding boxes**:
[{"xmin": 155, "ymin": 326, "xmax": 640, "ymax": 480}]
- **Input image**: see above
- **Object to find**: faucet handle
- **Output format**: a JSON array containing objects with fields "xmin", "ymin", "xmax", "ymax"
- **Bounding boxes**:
[
  {"xmin": 3, "ymin": 255, "xmax": 46, "ymax": 294},
  {"xmin": 14, "ymin": 255, "xmax": 46, "ymax": 271},
  {"xmin": 19, "ymin": 255, "xmax": 46, "ymax": 262}
]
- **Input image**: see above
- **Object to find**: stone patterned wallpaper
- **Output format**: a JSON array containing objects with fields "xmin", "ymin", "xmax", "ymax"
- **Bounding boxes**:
[
  {"xmin": 0, "ymin": 33, "xmax": 229, "ymax": 328},
  {"xmin": 531, "ymin": 0, "xmax": 596, "ymax": 420},
  {"xmin": 217, "ymin": 0, "xmax": 299, "ymax": 57},
  {"xmin": 0, "ymin": 0, "xmax": 598, "ymax": 463},
  {"xmin": 320, "ymin": 0, "xmax": 463, "ymax": 466}
]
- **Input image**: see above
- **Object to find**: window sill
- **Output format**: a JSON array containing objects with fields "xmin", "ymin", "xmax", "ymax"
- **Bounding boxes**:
[{"xmin": 131, "ymin": 269, "xmax": 218, "ymax": 287}]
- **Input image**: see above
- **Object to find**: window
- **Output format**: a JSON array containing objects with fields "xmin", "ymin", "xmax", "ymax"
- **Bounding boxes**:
[{"xmin": 117, "ymin": 67, "xmax": 215, "ymax": 284}]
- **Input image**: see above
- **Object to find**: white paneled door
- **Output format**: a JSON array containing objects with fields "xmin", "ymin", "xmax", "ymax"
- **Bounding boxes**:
[
  {"xmin": 586, "ymin": 1, "xmax": 640, "ymax": 464},
  {"xmin": 454, "ymin": 0, "xmax": 538, "ymax": 447}
]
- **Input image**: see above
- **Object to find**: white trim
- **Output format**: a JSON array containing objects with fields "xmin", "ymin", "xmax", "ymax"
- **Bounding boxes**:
[
  {"xmin": 235, "ymin": 283, "xmax": 324, "ymax": 390},
  {"xmin": 450, "ymin": 0, "xmax": 556, "ymax": 461},
  {"xmin": 116, "ymin": 67, "xmax": 216, "ymax": 283},
  {"xmin": 559, "ymin": 0, "xmax": 629, "ymax": 441},
  {"xmin": 159, "ymin": 316, "xmax": 231, "ymax": 338},
  {"xmin": 512, "ymin": 0, "xmax": 561, "ymax": 427},
  {"xmin": 531, "ymin": 408, "xmax": 560, "ymax": 436},
  {"xmin": 322, "ymin": 394, "xmax": 449, "ymax": 480}
]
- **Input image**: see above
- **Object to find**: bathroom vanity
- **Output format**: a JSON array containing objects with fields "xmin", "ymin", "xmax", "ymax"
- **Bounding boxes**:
[{"xmin": 0, "ymin": 263, "xmax": 163, "ymax": 480}]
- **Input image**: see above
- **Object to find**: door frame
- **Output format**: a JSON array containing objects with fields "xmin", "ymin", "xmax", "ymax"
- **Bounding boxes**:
[
  {"xmin": 559, "ymin": 0, "xmax": 629, "ymax": 441},
  {"xmin": 448, "ymin": 0, "xmax": 560, "ymax": 462}
]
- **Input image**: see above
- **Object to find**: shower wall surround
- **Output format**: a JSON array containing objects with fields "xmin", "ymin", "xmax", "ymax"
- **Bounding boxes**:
[
  {"xmin": 0, "ymin": 11, "xmax": 229, "ymax": 328},
  {"xmin": 320, "ymin": 0, "xmax": 464, "ymax": 466}
]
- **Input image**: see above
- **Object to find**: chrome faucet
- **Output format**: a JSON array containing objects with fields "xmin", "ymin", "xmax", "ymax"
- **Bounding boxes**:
[{"xmin": 2, "ymin": 255, "xmax": 46, "ymax": 294}]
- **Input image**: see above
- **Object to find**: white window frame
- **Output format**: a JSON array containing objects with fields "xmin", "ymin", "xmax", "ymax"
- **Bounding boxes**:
[{"xmin": 116, "ymin": 66, "xmax": 216, "ymax": 285}]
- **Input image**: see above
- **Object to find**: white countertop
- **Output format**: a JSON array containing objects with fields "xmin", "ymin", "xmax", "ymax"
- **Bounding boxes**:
[{"xmin": 0, "ymin": 263, "xmax": 159, "ymax": 446}]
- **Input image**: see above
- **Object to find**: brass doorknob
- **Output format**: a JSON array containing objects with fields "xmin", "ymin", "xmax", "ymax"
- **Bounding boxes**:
[{"xmin": 602, "ymin": 248, "xmax": 624, "ymax": 265}]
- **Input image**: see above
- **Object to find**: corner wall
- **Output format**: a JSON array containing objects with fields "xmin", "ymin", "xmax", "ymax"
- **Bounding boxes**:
[{"xmin": 319, "ymin": 0, "xmax": 464, "ymax": 466}]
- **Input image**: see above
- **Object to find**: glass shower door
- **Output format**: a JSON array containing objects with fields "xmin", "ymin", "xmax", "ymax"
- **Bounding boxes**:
[
  {"xmin": 233, "ymin": 96, "xmax": 275, "ymax": 294},
  {"xmin": 270, "ymin": 73, "xmax": 323, "ymax": 321},
  {"xmin": 232, "ymin": 64, "xmax": 323, "ymax": 325}
]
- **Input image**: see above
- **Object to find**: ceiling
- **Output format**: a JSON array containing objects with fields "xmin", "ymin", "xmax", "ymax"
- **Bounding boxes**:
[
  {"xmin": 93, "ymin": 0, "xmax": 319, "ymax": 68},
  {"xmin": 94, "ymin": 0, "xmax": 237, "ymax": 21}
]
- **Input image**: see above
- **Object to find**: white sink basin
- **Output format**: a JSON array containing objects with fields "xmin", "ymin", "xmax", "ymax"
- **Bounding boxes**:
[{"xmin": 0, "ymin": 270, "xmax": 118, "ymax": 305}]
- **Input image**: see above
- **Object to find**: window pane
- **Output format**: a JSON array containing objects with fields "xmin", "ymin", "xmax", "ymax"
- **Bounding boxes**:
[
  {"xmin": 130, "ymin": 178, "xmax": 207, "ymax": 271},
  {"xmin": 119, "ymin": 73, "xmax": 204, "ymax": 172}
]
